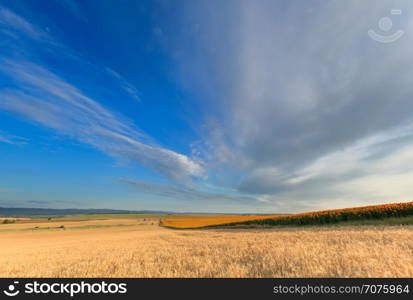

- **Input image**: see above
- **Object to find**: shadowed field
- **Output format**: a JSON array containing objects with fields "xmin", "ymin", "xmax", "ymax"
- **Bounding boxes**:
[{"xmin": 0, "ymin": 216, "xmax": 412, "ymax": 277}]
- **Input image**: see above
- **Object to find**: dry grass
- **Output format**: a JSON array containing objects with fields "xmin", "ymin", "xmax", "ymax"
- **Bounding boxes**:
[
  {"xmin": 0, "ymin": 218, "xmax": 152, "ymax": 231},
  {"xmin": 0, "ymin": 218, "xmax": 412, "ymax": 277}
]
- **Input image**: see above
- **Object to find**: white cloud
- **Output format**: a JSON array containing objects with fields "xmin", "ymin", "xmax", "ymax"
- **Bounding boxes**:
[
  {"xmin": 105, "ymin": 68, "xmax": 140, "ymax": 102},
  {"xmin": 0, "ymin": 6, "xmax": 205, "ymax": 183},
  {"xmin": 161, "ymin": 0, "xmax": 413, "ymax": 209},
  {"xmin": 0, "ymin": 131, "xmax": 27, "ymax": 145},
  {"xmin": 0, "ymin": 5, "xmax": 143, "ymax": 109},
  {"xmin": 119, "ymin": 178, "xmax": 258, "ymax": 204},
  {"xmin": 0, "ymin": 7, "xmax": 49, "ymax": 40},
  {"xmin": 0, "ymin": 59, "xmax": 204, "ymax": 182},
  {"xmin": 0, "ymin": 134, "xmax": 16, "ymax": 145}
]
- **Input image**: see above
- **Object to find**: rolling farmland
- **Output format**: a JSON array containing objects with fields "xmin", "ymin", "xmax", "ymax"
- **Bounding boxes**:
[
  {"xmin": 0, "ymin": 220, "xmax": 412, "ymax": 277},
  {"xmin": 161, "ymin": 201, "xmax": 413, "ymax": 229},
  {"xmin": 1, "ymin": 202, "xmax": 413, "ymax": 277}
]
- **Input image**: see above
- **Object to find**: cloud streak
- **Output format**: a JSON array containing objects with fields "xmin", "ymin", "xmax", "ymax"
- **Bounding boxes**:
[
  {"xmin": 0, "ymin": 134, "xmax": 18, "ymax": 145},
  {"xmin": 0, "ymin": 59, "xmax": 204, "ymax": 182},
  {"xmin": 0, "ymin": 131, "xmax": 27, "ymax": 145},
  {"xmin": 105, "ymin": 67, "xmax": 140, "ymax": 102},
  {"xmin": 0, "ymin": 6, "xmax": 205, "ymax": 184},
  {"xmin": 0, "ymin": 5, "xmax": 141, "ymax": 108},
  {"xmin": 0, "ymin": 7, "xmax": 50, "ymax": 41},
  {"xmin": 119, "ymin": 178, "xmax": 258, "ymax": 204},
  {"xmin": 27, "ymin": 200, "xmax": 49, "ymax": 205}
]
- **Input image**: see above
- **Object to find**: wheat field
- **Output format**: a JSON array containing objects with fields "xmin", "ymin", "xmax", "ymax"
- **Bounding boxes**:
[{"xmin": 0, "ymin": 218, "xmax": 412, "ymax": 277}]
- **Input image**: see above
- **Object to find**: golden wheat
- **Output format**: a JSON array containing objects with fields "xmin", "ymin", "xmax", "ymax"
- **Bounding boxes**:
[{"xmin": 0, "ymin": 220, "xmax": 412, "ymax": 277}]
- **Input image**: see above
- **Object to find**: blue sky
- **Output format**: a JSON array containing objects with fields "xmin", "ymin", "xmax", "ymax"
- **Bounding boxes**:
[{"xmin": 1, "ymin": 0, "xmax": 413, "ymax": 213}]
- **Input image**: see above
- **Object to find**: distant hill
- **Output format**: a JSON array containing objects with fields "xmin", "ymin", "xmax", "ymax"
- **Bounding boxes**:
[{"xmin": 0, "ymin": 207, "xmax": 171, "ymax": 217}]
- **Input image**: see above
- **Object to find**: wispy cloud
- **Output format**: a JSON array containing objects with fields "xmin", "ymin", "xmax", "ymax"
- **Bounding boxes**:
[
  {"xmin": 105, "ymin": 68, "xmax": 140, "ymax": 102},
  {"xmin": 0, "ymin": 59, "xmax": 204, "ymax": 182},
  {"xmin": 0, "ymin": 131, "xmax": 27, "ymax": 145},
  {"xmin": 0, "ymin": 6, "xmax": 49, "ymax": 41},
  {"xmin": 27, "ymin": 200, "xmax": 49, "ymax": 205},
  {"xmin": 0, "ymin": 135, "xmax": 17, "ymax": 145},
  {"xmin": 0, "ymin": 5, "xmax": 142, "ymax": 109},
  {"xmin": 119, "ymin": 178, "xmax": 258, "ymax": 203},
  {"xmin": 0, "ymin": 6, "xmax": 204, "ymax": 183}
]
